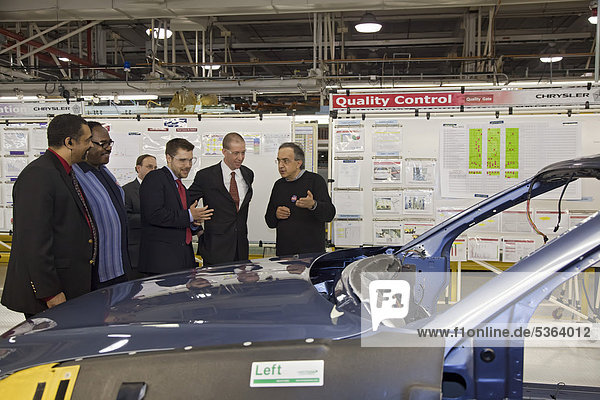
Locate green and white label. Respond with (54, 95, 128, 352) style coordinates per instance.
(250, 360, 324, 387)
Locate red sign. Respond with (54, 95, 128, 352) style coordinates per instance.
(331, 93, 459, 109)
(331, 88, 600, 110)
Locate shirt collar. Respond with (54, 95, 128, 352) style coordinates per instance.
(136, 176, 143, 184)
(286, 169, 306, 182)
(166, 166, 179, 181)
(77, 161, 101, 173)
(220, 159, 239, 175)
(47, 148, 71, 174)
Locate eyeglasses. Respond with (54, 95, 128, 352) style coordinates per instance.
(91, 139, 114, 149)
(225, 149, 246, 157)
(276, 158, 296, 165)
(173, 156, 198, 166)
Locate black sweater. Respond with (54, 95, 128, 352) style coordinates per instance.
(265, 171, 336, 256)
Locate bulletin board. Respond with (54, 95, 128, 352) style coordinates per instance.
(0, 116, 295, 242)
(99, 115, 292, 244)
(329, 113, 599, 259)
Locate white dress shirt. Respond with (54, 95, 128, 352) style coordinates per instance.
(220, 160, 248, 206)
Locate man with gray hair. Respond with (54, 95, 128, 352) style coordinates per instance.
(265, 142, 335, 256)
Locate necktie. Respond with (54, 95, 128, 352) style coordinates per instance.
(176, 179, 192, 244)
(229, 171, 240, 212)
(71, 172, 98, 264)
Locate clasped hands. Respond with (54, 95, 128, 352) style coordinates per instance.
(190, 200, 214, 226)
(276, 190, 315, 220)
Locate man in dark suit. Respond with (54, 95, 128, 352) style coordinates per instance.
(138, 139, 213, 275)
(188, 132, 254, 266)
(123, 154, 156, 276)
(1, 114, 96, 317)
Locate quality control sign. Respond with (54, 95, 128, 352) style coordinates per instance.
(332, 93, 458, 109)
(331, 88, 600, 110)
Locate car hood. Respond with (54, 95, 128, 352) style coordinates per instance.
(0, 255, 365, 376)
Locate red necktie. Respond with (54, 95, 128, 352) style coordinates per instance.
(229, 171, 240, 212)
(176, 179, 192, 244)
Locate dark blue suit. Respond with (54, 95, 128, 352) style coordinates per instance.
(138, 167, 196, 274)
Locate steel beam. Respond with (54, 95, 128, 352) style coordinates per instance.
(17, 20, 102, 61)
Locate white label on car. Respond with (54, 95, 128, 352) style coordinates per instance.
(250, 360, 324, 387)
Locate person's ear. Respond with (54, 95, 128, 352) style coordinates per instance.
(65, 137, 73, 148)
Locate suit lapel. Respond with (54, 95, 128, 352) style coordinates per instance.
(214, 163, 235, 205)
(162, 166, 184, 209)
(46, 153, 88, 219)
(239, 166, 253, 210)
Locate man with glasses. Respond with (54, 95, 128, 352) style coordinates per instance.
(265, 142, 335, 256)
(123, 154, 157, 277)
(73, 121, 129, 287)
(188, 132, 254, 266)
(139, 138, 214, 274)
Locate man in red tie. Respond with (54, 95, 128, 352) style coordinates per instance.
(1, 114, 96, 318)
(188, 132, 254, 266)
(138, 138, 213, 275)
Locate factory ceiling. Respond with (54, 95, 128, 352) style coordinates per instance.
(0, 1, 597, 111)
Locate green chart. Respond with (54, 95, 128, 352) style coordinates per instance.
(505, 128, 519, 169)
(469, 128, 483, 169)
(487, 128, 501, 169)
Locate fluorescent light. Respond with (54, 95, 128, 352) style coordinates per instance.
(540, 56, 563, 63)
(355, 13, 382, 33)
(118, 94, 159, 100)
(83, 94, 158, 102)
(58, 57, 71, 62)
(202, 64, 221, 70)
(146, 28, 172, 39)
(0, 96, 39, 101)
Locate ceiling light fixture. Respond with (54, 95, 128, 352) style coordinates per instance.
(146, 28, 173, 40)
(590, 1, 598, 24)
(539, 56, 563, 63)
(355, 12, 382, 33)
(202, 64, 221, 70)
(58, 56, 71, 62)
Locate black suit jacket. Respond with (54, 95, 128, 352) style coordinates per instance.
(188, 162, 253, 266)
(138, 167, 196, 274)
(123, 178, 141, 270)
(1, 151, 96, 315)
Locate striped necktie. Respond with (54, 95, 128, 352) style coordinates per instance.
(71, 172, 98, 264)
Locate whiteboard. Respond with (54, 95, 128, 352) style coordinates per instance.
(101, 116, 292, 243)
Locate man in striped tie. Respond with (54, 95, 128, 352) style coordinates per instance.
(139, 138, 213, 275)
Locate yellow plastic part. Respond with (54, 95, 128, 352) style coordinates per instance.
(0, 363, 80, 399)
